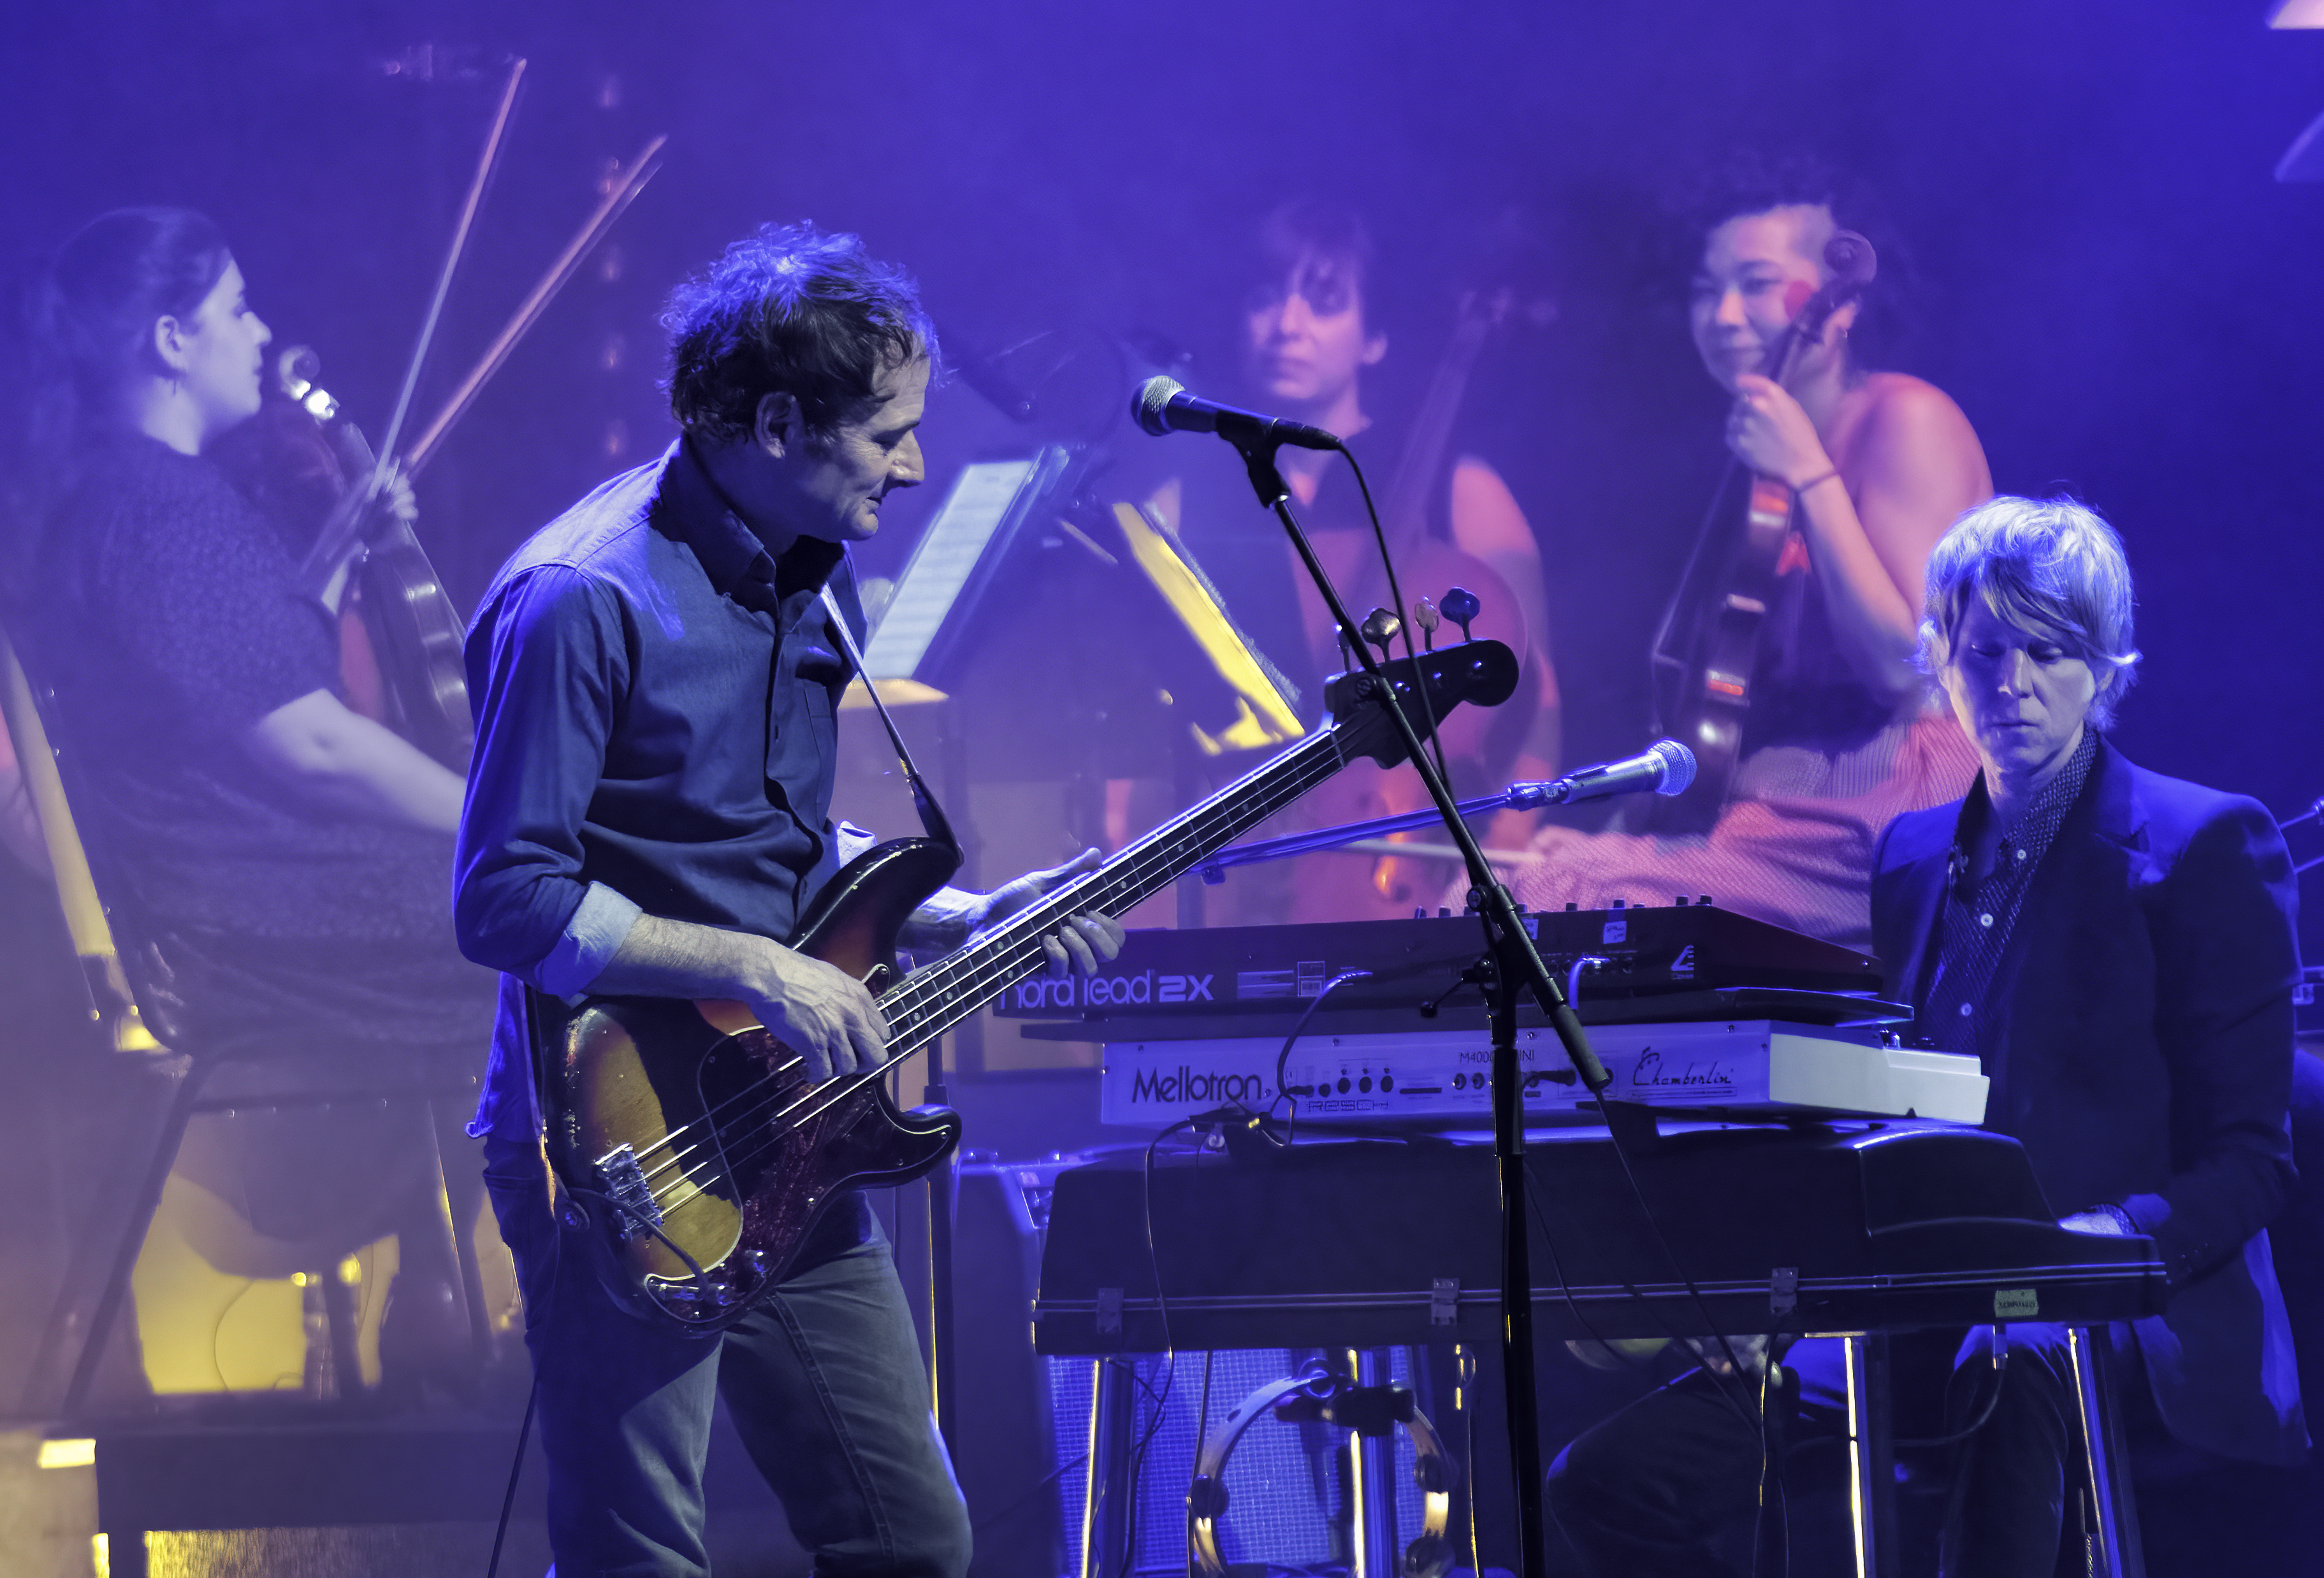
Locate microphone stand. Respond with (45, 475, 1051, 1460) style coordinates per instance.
(1225, 435, 1608, 1578)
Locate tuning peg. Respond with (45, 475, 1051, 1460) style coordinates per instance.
(1359, 606, 1401, 663)
(1441, 587, 1481, 643)
(1413, 597, 1441, 652)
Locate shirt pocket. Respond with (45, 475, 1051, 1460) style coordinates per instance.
(766, 620, 843, 788)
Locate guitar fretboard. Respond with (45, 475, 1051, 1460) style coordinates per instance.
(875, 724, 1351, 1064)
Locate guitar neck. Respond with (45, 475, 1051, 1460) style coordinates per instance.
(872, 726, 1350, 1063)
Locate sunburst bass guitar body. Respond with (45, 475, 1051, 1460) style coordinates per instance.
(549, 838, 962, 1332)
(548, 639, 1520, 1335)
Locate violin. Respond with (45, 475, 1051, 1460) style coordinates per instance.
(209, 60, 667, 775)
(211, 346, 473, 770)
(1639, 230, 1877, 833)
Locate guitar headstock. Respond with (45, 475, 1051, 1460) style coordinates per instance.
(1322, 639, 1519, 767)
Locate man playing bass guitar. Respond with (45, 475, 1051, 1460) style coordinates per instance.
(1504, 156, 1990, 951)
(453, 223, 1122, 1578)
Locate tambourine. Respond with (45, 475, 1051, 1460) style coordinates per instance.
(1186, 1366, 1453, 1578)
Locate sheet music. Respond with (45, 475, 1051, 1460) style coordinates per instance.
(860, 458, 1036, 680)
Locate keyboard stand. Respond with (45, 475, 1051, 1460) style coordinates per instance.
(1839, 1326, 2145, 1578)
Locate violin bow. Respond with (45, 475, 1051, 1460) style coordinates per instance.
(401, 131, 671, 479)
(373, 57, 528, 484)
(296, 55, 527, 592)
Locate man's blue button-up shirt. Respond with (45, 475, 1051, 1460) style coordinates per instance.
(454, 439, 864, 1140)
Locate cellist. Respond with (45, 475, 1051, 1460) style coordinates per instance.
(1162, 198, 1561, 921)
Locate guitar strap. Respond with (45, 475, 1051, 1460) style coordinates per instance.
(820, 562, 961, 857)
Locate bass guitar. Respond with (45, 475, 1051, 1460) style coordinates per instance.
(1640, 230, 1876, 831)
(548, 638, 1518, 1334)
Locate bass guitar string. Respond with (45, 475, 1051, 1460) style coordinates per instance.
(623, 718, 1351, 1187)
(627, 640, 1488, 1212)
(626, 729, 1350, 1205)
(832, 646, 1474, 1038)
(626, 726, 1356, 1208)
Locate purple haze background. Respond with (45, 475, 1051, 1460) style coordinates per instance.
(5, 0, 2322, 958)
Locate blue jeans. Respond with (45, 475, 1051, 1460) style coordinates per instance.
(484, 1136, 972, 1578)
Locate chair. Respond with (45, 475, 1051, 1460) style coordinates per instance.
(0, 627, 493, 1420)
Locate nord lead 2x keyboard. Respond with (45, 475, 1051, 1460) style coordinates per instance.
(996, 905, 1885, 1029)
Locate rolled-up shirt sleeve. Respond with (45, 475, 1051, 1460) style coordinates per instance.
(454, 563, 634, 988)
(535, 880, 643, 995)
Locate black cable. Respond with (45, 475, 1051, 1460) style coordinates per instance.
(1270, 969, 1376, 1140)
(1186, 1348, 1217, 1578)
(1523, 1174, 1656, 1381)
(1337, 447, 1451, 789)
(1083, 1228, 1189, 1575)
(1896, 1346, 2010, 1449)
(1524, 1171, 1761, 1436)
(1584, 1088, 1768, 1433)
(1107, 1118, 1196, 1578)
(973, 1446, 1091, 1534)
(1750, 1345, 1790, 1578)
(484, 1371, 539, 1578)
(208, 1277, 260, 1392)
(1339, 429, 1766, 1487)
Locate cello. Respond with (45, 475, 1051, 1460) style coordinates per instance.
(1274, 279, 1560, 921)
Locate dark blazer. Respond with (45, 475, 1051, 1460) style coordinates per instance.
(1872, 738, 2306, 1465)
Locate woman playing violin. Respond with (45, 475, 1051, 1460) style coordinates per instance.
(4, 207, 496, 1388)
(1502, 156, 1991, 951)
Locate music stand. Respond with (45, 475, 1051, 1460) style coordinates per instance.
(861, 450, 1070, 691)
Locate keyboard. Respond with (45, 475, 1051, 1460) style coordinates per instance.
(1096, 1019, 1987, 1129)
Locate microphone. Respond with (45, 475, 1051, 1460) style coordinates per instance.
(1532, 740, 1697, 806)
(1131, 376, 1342, 451)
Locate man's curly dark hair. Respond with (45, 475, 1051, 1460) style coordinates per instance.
(662, 222, 938, 448)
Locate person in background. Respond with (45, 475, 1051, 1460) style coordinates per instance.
(1164, 198, 1560, 922)
(1499, 155, 1990, 952)
(3, 207, 496, 1391)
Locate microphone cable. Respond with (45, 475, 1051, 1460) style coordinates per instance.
(1337, 446, 1453, 790)
(1341, 439, 1777, 1554)
(1084, 1114, 1197, 1578)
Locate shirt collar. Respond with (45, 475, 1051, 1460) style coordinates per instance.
(1950, 725, 2100, 877)
(655, 437, 843, 605)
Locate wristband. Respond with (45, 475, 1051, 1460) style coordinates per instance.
(1792, 469, 1841, 497)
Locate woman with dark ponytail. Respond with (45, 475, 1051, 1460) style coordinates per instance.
(7, 209, 496, 1394)
(8, 210, 236, 530)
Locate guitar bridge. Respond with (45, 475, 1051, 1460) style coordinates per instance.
(595, 1143, 665, 1241)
